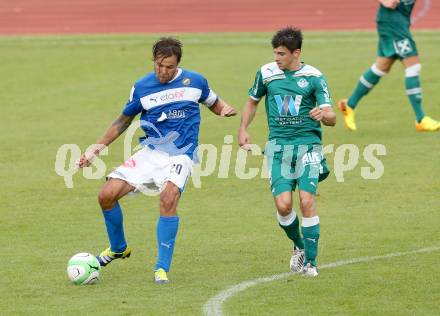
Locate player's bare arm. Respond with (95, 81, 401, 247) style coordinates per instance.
(208, 98, 237, 117)
(77, 114, 135, 168)
(378, 0, 400, 9)
(309, 107, 336, 126)
(238, 97, 259, 149)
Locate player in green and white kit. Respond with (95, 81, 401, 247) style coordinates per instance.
(238, 27, 336, 277)
(339, 0, 440, 132)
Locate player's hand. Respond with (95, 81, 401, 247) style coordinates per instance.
(75, 144, 105, 168)
(221, 104, 237, 117)
(238, 128, 253, 151)
(76, 154, 90, 168)
(309, 107, 323, 121)
(76, 152, 96, 168)
(381, 0, 400, 9)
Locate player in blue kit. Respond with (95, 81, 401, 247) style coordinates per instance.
(76, 37, 236, 284)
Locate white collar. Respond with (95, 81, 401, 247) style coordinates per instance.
(168, 68, 182, 83)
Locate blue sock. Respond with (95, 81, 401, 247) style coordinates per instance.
(102, 202, 127, 253)
(154, 216, 179, 272)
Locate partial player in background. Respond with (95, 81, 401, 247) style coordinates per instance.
(338, 0, 440, 132)
(76, 37, 236, 284)
(238, 27, 336, 277)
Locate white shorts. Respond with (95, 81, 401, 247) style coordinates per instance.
(107, 147, 193, 195)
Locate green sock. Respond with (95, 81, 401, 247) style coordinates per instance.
(405, 75, 425, 123)
(302, 216, 320, 266)
(277, 211, 304, 249)
(348, 65, 384, 109)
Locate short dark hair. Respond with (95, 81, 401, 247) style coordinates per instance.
(152, 37, 183, 63)
(271, 27, 303, 52)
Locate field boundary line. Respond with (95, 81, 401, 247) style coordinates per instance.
(203, 245, 440, 316)
(3, 33, 440, 47)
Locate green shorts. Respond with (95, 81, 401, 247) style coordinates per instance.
(266, 144, 330, 196)
(377, 22, 418, 59)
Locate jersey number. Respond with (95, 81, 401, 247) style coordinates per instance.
(172, 163, 183, 175)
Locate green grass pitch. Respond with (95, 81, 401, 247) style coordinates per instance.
(1, 31, 439, 315)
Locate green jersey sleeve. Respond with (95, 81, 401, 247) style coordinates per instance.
(313, 75, 332, 107)
(248, 70, 267, 101)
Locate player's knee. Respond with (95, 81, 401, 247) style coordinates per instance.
(372, 63, 389, 76)
(405, 63, 421, 77)
(160, 197, 174, 214)
(276, 200, 292, 216)
(299, 194, 315, 214)
(277, 208, 291, 217)
(160, 198, 177, 216)
(98, 189, 117, 210)
(159, 184, 180, 215)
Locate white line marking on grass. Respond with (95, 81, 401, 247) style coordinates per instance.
(203, 246, 440, 316)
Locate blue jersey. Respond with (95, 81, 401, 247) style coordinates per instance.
(123, 68, 218, 159)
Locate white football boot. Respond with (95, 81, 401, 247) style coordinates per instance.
(289, 247, 305, 273)
(303, 263, 319, 277)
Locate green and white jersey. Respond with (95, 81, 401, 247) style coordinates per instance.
(249, 62, 332, 146)
(377, 0, 415, 26)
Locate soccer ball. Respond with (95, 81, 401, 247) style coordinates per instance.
(67, 253, 101, 285)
